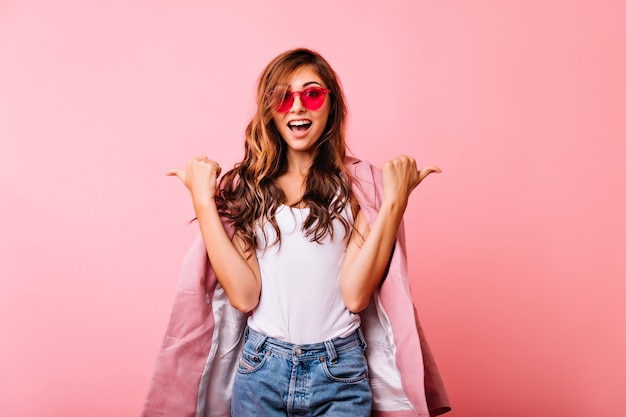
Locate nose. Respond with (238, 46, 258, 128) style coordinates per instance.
(289, 93, 305, 112)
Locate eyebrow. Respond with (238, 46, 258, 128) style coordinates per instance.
(273, 81, 324, 91)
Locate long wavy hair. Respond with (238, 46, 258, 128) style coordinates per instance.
(216, 48, 358, 251)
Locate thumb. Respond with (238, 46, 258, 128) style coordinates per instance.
(166, 168, 185, 182)
(417, 165, 442, 184)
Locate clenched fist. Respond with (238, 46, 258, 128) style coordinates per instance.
(166, 156, 222, 208)
(381, 155, 441, 209)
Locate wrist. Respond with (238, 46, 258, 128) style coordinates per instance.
(380, 197, 408, 215)
(193, 195, 218, 212)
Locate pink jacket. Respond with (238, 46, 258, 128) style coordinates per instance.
(141, 157, 451, 417)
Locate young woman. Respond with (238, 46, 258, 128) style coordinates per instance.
(143, 48, 450, 417)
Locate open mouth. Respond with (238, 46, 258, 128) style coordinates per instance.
(288, 120, 312, 132)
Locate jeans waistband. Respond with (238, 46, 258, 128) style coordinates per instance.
(245, 327, 366, 364)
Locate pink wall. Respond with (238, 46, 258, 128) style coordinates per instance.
(1, 1, 624, 416)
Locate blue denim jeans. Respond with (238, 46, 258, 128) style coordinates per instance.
(231, 327, 372, 417)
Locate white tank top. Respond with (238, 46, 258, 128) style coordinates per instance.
(247, 204, 361, 344)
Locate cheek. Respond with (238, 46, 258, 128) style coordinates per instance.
(318, 111, 331, 131)
(321, 103, 332, 125)
(271, 117, 288, 135)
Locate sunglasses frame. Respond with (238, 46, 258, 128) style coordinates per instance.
(269, 86, 332, 113)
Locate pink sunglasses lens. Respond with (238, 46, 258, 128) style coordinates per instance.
(277, 93, 294, 112)
(300, 88, 326, 110)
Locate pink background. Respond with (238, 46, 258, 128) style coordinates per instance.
(1, 1, 624, 416)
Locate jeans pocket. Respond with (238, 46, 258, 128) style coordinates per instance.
(322, 346, 368, 383)
(237, 345, 270, 374)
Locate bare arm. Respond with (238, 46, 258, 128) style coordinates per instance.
(167, 156, 261, 313)
(340, 155, 440, 313)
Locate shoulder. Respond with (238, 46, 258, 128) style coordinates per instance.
(344, 156, 382, 184)
(345, 156, 384, 215)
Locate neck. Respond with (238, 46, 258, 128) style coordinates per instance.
(285, 150, 315, 177)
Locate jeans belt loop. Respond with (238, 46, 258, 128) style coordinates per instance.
(252, 332, 267, 353)
(357, 327, 367, 350)
(324, 339, 338, 364)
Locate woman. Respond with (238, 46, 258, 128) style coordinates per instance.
(144, 48, 450, 417)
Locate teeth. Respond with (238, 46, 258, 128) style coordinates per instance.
(289, 120, 311, 127)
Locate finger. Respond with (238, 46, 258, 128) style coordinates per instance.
(165, 168, 185, 181)
(387, 155, 413, 165)
(417, 165, 442, 183)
